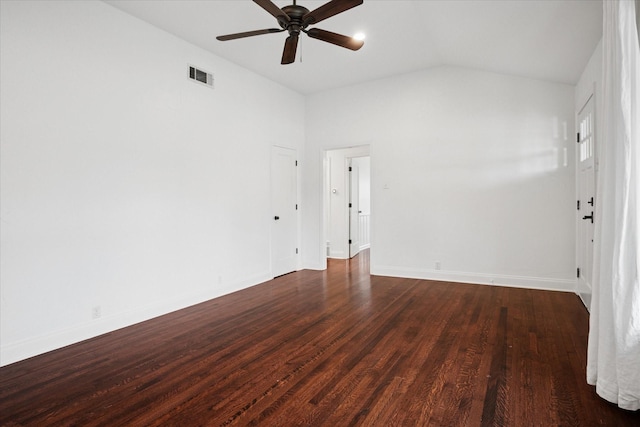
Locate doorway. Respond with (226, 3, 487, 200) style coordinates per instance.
(324, 146, 370, 262)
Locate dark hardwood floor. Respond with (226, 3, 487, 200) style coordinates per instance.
(1, 250, 638, 426)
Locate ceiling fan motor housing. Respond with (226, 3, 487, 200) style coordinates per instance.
(279, 5, 310, 35)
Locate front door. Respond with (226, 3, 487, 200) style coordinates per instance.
(577, 95, 596, 307)
(271, 146, 298, 277)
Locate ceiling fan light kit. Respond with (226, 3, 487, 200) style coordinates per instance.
(216, 0, 364, 64)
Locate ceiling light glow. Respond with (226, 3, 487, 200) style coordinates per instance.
(354, 32, 366, 41)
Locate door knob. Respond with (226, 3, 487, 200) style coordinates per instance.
(274, 216, 280, 220)
(582, 212, 594, 223)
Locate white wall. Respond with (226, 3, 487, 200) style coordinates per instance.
(0, 0, 304, 366)
(576, 40, 603, 113)
(303, 66, 576, 290)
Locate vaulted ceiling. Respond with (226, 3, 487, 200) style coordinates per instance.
(103, 0, 603, 94)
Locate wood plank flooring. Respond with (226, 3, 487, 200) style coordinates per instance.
(1, 250, 638, 426)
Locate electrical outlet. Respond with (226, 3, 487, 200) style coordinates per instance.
(92, 306, 101, 319)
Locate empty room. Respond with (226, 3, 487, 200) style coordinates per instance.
(1, 0, 639, 425)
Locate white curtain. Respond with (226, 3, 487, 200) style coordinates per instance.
(587, 0, 640, 411)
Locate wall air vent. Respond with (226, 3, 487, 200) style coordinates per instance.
(188, 65, 213, 88)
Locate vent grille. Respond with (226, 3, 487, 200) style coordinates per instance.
(188, 65, 213, 88)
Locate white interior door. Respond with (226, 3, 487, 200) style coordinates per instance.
(349, 162, 360, 258)
(271, 146, 297, 277)
(577, 95, 596, 306)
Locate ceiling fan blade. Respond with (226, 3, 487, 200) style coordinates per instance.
(281, 34, 299, 64)
(303, 0, 363, 25)
(217, 28, 284, 41)
(253, 0, 290, 24)
(306, 28, 364, 51)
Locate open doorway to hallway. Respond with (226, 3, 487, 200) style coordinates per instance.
(324, 146, 370, 264)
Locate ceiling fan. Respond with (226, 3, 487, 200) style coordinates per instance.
(216, 0, 364, 65)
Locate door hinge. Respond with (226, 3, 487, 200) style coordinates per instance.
(295, 160, 298, 166)
(349, 239, 352, 244)
(577, 267, 581, 278)
(349, 202, 352, 208)
(577, 200, 580, 210)
(296, 248, 298, 254)
(576, 132, 580, 143)
(295, 204, 298, 210)
(348, 166, 352, 172)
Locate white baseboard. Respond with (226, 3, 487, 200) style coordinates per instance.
(578, 292, 592, 312)
(575, 282, 592, 312)
(329, 250, 348, 259)
(0, 271, 271, 367)
(370, 265, 576, 293)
